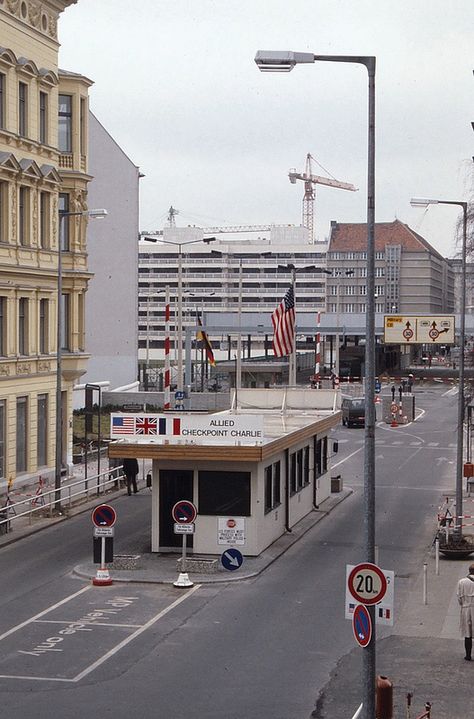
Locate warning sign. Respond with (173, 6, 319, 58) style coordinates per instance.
(218, 517, 245, 545)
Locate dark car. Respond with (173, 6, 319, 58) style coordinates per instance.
(341, 397, 366, 428)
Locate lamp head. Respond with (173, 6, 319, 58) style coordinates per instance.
(254, 50, 314, 72)
(410, 198, 438, 208)
(203, 236, 217, 244)
(86, 208, 108, 219)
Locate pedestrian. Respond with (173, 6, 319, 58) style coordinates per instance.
(457, 563, 474, 660)
(122, 457, 139, 496)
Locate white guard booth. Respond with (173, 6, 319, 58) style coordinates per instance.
(108, 388, 341, 557)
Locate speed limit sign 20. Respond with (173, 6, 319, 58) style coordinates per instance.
(348, 563, 387, 605)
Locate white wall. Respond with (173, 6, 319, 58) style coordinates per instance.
(81, 112, 140, 401)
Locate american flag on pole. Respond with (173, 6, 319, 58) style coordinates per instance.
(272, 285, 295, 357)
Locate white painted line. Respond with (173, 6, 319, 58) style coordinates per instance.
(0, 674, 73, 682)
(332, 446, 363, 469)
(0, 585, 91, 643)
(73, 584, 201, 682)
(34, 620, 143, 629)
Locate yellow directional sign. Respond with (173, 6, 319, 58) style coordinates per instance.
(384, 315, 455, 344)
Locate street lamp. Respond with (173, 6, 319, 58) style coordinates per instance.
(56, 208, 107, 510)
(256, 49, 376, 719)
(411, 197, 468, 539)
(142, 236, 216, 401)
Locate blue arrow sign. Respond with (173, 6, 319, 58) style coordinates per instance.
(221, 548, 244, 571)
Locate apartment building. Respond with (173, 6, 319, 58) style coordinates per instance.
(138, 225, 328, 370)
(326, 220, 455, 314)
(0, 0, 91, 487)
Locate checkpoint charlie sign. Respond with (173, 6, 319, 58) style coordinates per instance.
(110, 413, 264, 445)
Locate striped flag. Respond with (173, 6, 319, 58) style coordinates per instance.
(272, 285, 295, 357)
(197, 314, 216, 366)
(112, 416, 135, 435)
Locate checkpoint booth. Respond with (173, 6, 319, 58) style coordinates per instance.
(108, 388, 341, 557)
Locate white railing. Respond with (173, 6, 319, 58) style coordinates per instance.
(0, 466, 124, 534)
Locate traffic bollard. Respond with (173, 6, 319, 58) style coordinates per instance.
(376, 675, 393, 719)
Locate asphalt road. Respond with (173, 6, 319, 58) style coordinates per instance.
(0, 385, 459, 718)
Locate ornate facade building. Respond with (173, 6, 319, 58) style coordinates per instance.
(0, 0, 91, 487)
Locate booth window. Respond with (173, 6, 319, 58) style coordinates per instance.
(290, 447, 310, 494)
(198, 470, 250, 516)
(290, 452, 297, 495)
(264, 461, 281, 514)
(315, 437, 328, 478)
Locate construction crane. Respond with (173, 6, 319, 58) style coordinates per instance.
(289, 153, 357, 242)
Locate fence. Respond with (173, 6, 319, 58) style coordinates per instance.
(0, 465, 123, 534)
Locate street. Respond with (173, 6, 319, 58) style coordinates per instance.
(0, 384, 461, 718)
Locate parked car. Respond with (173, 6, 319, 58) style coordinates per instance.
(341, 397, 366, 428)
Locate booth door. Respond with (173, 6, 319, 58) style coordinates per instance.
(159, 469, 194, 549)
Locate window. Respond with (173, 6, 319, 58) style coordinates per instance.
(303, 446, 310, 486)
(359, 285, 367, 295)
(345, 303, 356, 313)
(60, 293, 70, 351)
(16, 396, 27, 473)
(290, 452, 297, 494)
(375, 251, 384, 260)
(330, 285, 338, 296)
(78, 293, 85, 351)
(0, 400, 4, 478)
(375, 267, 385, 278)
(264, 461, 281, 513)
(59, 193, 70, 250)
(0, 181, 6, 243)
(80, 97, 86, 155)
(39, 192, 49, 248)
(18, 82, 27, 136)
(37, 394, 48, 467)
(359, 267, 367, 278)
(315, 437, 328, 478)
(198, 470, 250, 516)
(58, 94, 72, 152)
(0, 73, 5, 129)
(375, 285, 384, 296)
(39, 298, 48, 354)
(345, 285, 356, 296)
(18, 186, 29, 246)
(18, 298, 28, 355)
(0, 297, 6, 356)
(39, 91, 48, 144)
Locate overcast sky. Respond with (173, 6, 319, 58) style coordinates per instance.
(58, 0, 473, 257)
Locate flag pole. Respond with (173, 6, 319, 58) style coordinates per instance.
(290, 268, 296, 386)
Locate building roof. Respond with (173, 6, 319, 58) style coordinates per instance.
(328, 219, 446, 260)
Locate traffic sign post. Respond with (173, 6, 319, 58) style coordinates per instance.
(173, 500, 197, 588)
(91, 504, 116, 586)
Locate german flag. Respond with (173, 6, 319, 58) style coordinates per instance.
(197, 314, 216, 366)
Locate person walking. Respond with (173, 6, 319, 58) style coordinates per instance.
(457, 563, 474, 660)
(122, 458, 139, 496)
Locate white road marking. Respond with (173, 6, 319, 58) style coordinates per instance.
(73, 584, 201, 682)
(0, 585, 91, 643)
(332, 446, 364, 469)
(34, 619, 143, 629)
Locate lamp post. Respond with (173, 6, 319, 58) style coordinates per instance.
(256, 49, 376, 719)
(411, 197, 468, 539)
(142, 236, 216, 402)
(56, 208, 107, 510)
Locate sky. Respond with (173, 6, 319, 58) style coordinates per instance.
(58, 0, 473, 258)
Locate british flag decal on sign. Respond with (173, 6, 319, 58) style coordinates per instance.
(135, 417, 157, 435)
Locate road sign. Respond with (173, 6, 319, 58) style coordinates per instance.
(172, 500, 197, 524)
(174, 523, 195, 534)
(390, 402, 398, 414)
(347, 563, 387, 605)
(384, 315, 455, 344)
(345, 566, 394, 626)
(221, 548, 244, 571)
(92, 504, 117, 528)
(94, 526, 114, 537)
(352, 604, 372, 647)
(174, 391, 185, 400)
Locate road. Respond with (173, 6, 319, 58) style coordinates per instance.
(0, 385, 460, 718)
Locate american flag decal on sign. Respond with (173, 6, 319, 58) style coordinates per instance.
(112, 416, 135, 434)
(135, 417, 158, 435)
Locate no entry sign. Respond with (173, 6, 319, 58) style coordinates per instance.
(92, 504, 117, 528)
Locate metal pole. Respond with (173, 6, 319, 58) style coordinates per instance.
(363, 57, 377, 719)
(177, 246, 184, 396)
(335, 274, 340, 376)
(291, 268, 297, 385)
(236, 259, 243, 391)
(55, 213, 64, 512)
(455, 203, 467, 538)
(97, 387, 101, 495)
